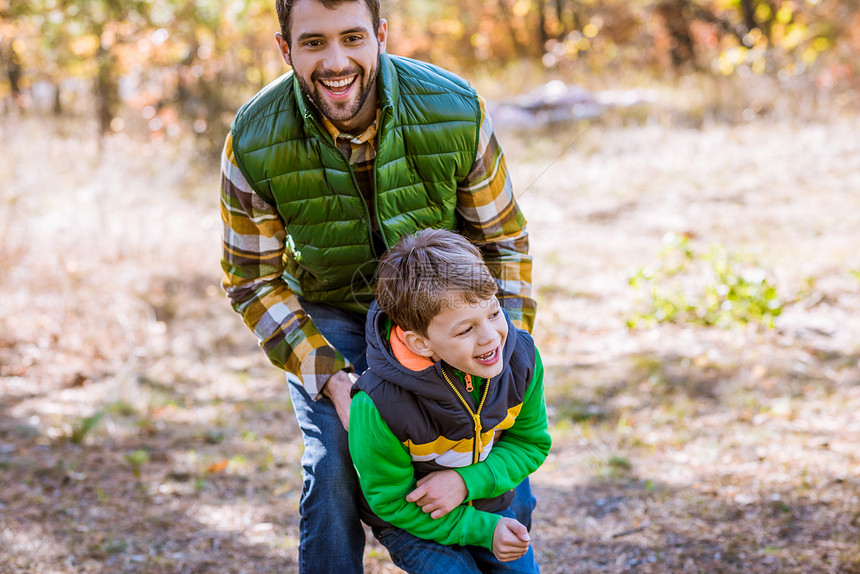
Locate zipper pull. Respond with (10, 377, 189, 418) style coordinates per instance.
(464, 373, 473, 392)
(473, 414, 483, 453)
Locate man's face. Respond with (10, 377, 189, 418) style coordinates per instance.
(276, 0, 387, 133)
(417, 294, 509, 380)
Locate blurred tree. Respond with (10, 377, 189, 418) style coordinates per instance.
(0, 1, 31, 109)
(69, 0, 150, 134)
(656, 0, 697, 69)
(1, 38, 23, 102)
(0, 0, 856, 145)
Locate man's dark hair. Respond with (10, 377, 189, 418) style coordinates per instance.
(276, 0, 382, 46)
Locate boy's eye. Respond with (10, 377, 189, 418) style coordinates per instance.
(489, 311, 500, 319)
(456, 326, 473, 337)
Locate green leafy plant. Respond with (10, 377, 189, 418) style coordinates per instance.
(125, 450, 150, 479)
(598, 455, 634, 480)
(628, 232, 783, 329)
(69, 412, 104, 444)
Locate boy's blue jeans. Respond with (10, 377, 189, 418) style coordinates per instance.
(287, 299, 539, 574)
(372, 479, 540, 574)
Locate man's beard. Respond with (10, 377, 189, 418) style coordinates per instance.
(296, 51, 381, 129)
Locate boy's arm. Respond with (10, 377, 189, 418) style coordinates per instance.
(349, 390, 501, 550)
(456, 347, 552, 501)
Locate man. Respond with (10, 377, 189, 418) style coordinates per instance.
(220, 0, 536, 571)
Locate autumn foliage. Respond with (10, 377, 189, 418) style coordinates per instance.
(1, 0, 859, 148)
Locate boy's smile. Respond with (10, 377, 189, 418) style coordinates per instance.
(406, 293, 509, 380)
(474, 347, 500, 366)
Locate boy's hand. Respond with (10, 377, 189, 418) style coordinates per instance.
(492, 517, 530, 562)
(405, 470, 467, 519)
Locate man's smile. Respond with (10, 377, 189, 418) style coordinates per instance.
(319, 75, 358, 95)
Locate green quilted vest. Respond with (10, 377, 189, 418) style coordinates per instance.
(230, 54, 481, 313)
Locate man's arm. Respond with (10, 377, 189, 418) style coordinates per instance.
(455, 347, 551, 501)
(457, 96, 536, 333)
(220, 132, 351, 399)
(349, 391, 502, 550)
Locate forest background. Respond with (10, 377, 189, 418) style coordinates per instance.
(1, 0, 860, 572)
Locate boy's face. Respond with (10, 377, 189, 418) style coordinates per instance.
(408, 293, 509, 380)
(275, 0, 387, 133)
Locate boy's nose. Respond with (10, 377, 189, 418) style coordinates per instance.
(476, 323, 496, 345)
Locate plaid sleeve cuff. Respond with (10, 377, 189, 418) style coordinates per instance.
(268, 309, 354, 398)
(294, 334, 354, 399)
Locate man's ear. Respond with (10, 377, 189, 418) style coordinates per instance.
(275, 32, 291, 67)
(376, 19, 388, 53)
(402, 330, 435, 358)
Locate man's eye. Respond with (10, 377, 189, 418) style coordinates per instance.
(344, 35, 363, 43)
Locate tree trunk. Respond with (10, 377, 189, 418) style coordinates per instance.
(739, 0, 757, 32)
(96, 42, 118, 137)
(656, 0, 697, 69)
(53, 80, 62, 116)
(536, 0, 549, 53)
(496, 0, 530, 59)
(554, 0, 566, 37)
(3, 39, 23, 101)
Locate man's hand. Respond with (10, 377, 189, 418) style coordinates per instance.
(323, 370, 357, 431)
(492, 517, 530, 562)
(405, 470, 468, 519)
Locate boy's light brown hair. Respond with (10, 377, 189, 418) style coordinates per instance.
(376, 229, 498, 336)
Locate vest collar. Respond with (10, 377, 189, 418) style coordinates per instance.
(378, 52, 398, 114)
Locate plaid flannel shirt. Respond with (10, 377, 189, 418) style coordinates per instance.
(220, 96, 535, 397)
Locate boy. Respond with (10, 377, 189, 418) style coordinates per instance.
(348, 229, 551, 573)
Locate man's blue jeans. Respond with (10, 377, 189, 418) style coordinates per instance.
(288, 300, 369, 574)
(287, 299, 539, 573)
(372, 480, 540, 574)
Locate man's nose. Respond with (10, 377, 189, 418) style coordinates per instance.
(323, 44, 350, 72)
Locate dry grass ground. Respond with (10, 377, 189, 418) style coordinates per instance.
(1, 108, 859, 573)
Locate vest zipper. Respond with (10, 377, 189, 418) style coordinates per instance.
(440, 367, 490, 465)
(346, 166, 380, 258)
(372, 107, 394, 249)
(314, 119, 380, 259)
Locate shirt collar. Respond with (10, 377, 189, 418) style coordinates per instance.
(320, 109, 381, 145)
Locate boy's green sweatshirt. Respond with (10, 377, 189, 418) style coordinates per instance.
(348, 306, 550, 550)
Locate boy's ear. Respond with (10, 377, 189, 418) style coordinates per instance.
(401, 331, 435, 358)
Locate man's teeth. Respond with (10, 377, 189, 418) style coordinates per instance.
(322, 77, 354, 89)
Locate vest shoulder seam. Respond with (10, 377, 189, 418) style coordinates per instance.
(390, 56, 476, 99)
